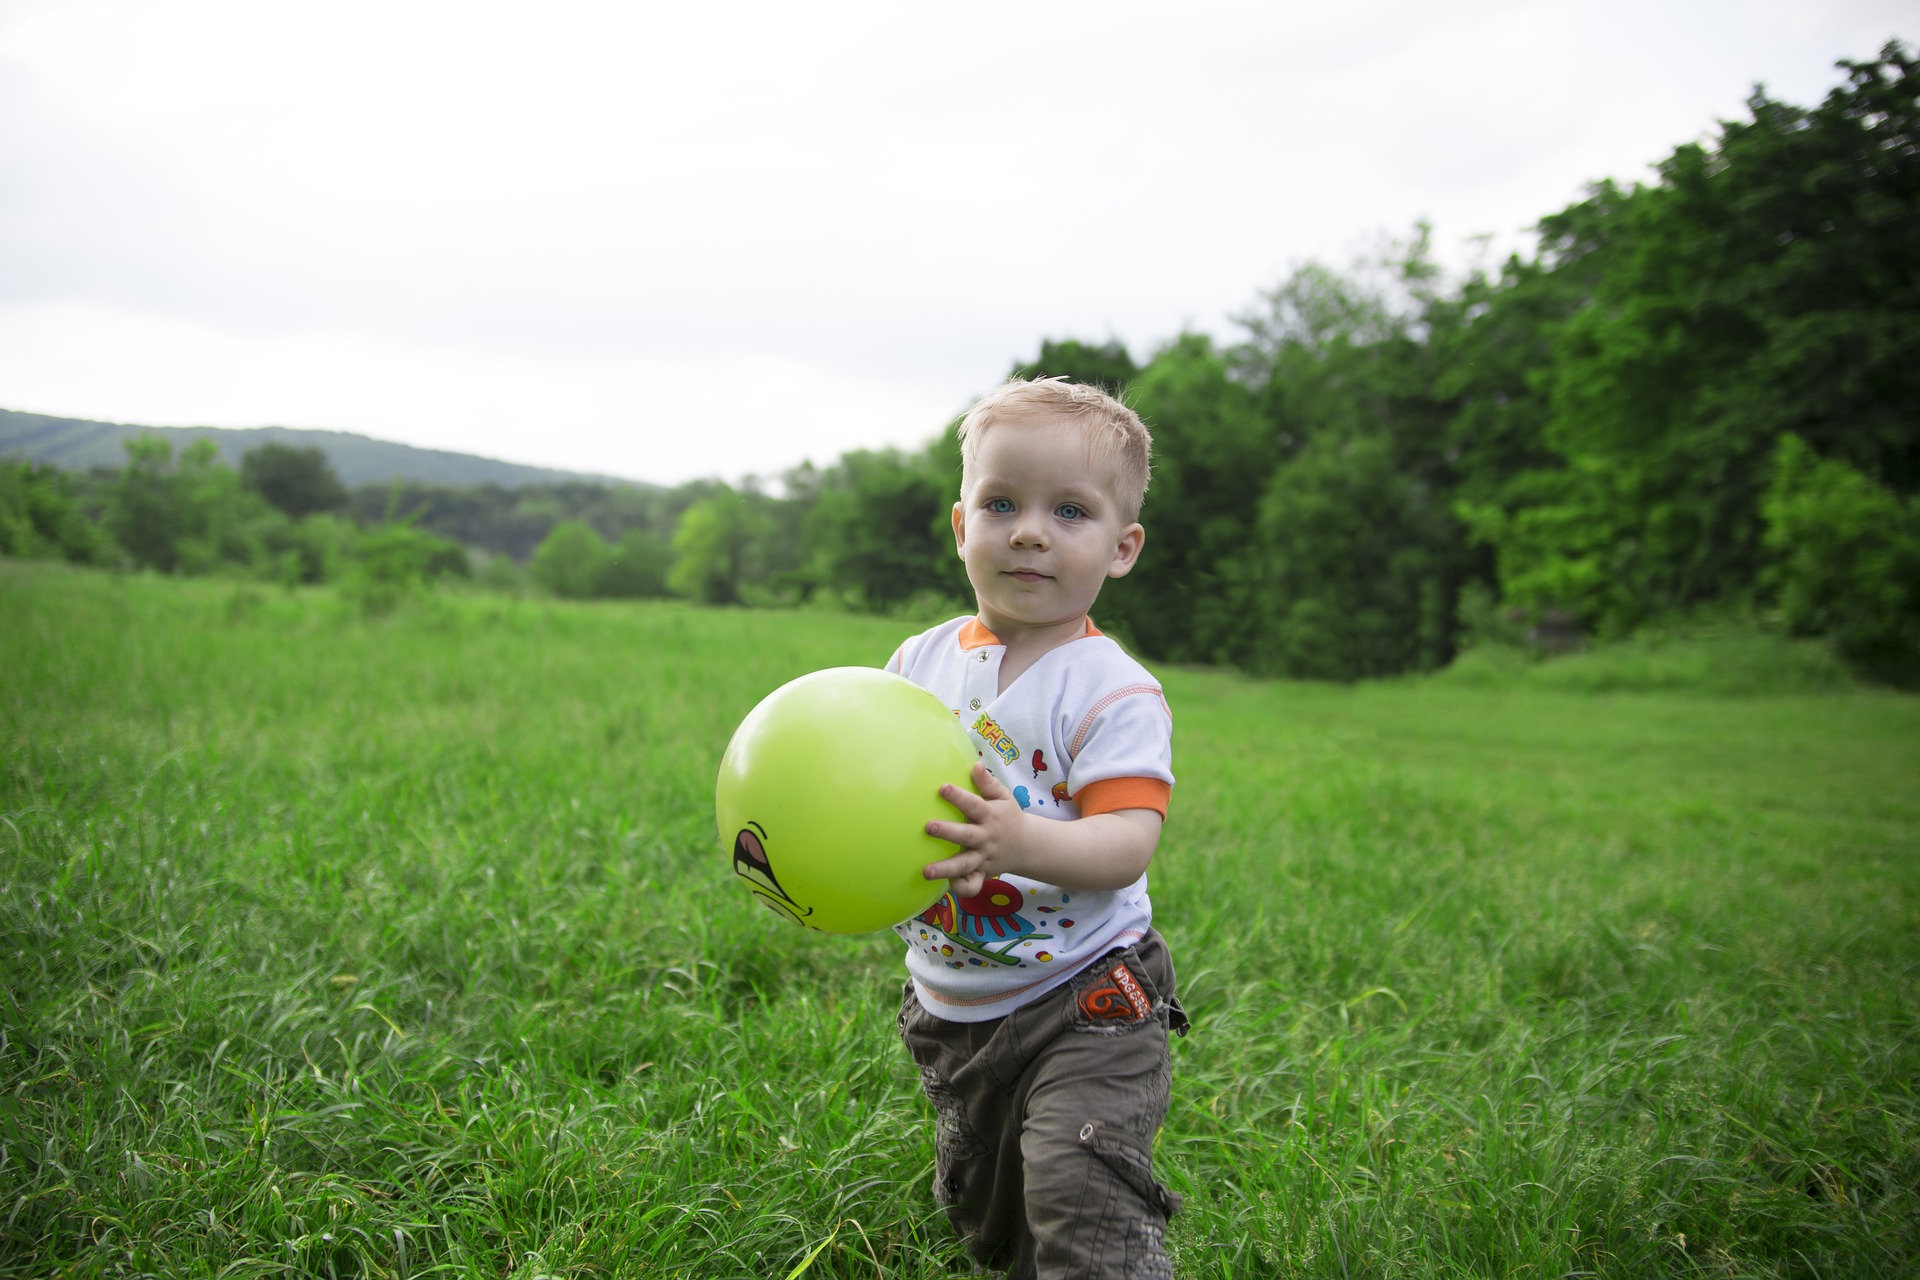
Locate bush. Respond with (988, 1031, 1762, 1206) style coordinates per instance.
(1763, 434, 1920, 686)
(257, 513, 357, 585)
(529, 521, 612, 599)
(476, 551, 525, 593)
(341, 521, 470, 616)
(0, 462, 117, 565)
(241, 443, 348, 518)
(599, 527, 672, 598)
(105, 437, 279, 575)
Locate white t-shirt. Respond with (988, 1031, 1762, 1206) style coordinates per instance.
(886, 615, 1174, 1022)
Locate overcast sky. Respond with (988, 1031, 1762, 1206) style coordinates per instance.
(1, 1, 1910, 485)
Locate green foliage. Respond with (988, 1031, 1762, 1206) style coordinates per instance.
(529, 519, 613, 599)
(260, 510, 358, 586)
(104, 436, 186, 572)
(1763, 433, 1920, 685)
(1216, 231, 1466, 678)
(350, 479, 680, 563)
(77, 439, 468, 604)
(599, 526, 673, 599)
(104, 437, 287, 575)
(1472, 43, 1920, 634)
(340, 517, 470, 616)
(476, 548, 525, 592)
(1011, 337, 1140, 394)
(668, 487, 773, 605)
(1102, 334, 1269, 666)
(524, 520, 674, 601)
(0, 460, 117, 564)
(1256, 433, 1455, 679)
(241, 442, 348, 518)
(1457, 462, 1641, 633)
(1452, 580, 1530, 652)
(801, 447, 964, 612)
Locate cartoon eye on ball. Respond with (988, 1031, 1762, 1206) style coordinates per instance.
(731, 822, 815, 927)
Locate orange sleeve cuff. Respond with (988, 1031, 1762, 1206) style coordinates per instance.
(1075, 777, 1172, 819)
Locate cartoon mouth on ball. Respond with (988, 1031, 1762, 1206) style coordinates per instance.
(731, 822, 815, 927)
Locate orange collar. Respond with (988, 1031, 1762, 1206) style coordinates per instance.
(957, 616, 1102, 650)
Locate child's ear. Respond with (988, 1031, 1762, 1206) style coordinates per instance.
(1107, 523, 1146, 579)
(950, 502, 967, 556)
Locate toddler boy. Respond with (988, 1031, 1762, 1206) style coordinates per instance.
(886, 377, 1185, 1279)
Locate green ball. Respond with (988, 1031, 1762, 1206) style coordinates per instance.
(717, 667, 977, 934)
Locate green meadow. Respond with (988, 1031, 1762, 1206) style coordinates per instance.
(3, 563, 1916, 1278)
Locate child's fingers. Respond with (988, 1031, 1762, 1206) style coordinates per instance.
(950, 871, 985, 898)
(921, 849, 982, 882)
(923, 816, 975, 847)
(937, 782, 991, 822)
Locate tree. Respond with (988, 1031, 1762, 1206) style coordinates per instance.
(803, 448, 963, 610)
(1256, 433, 1456, 679)
(1101, 334, 1271, 666)
(1224, 231, 1468, 675)
(0, 462, 117, 565)
(1012, 339, 1140, 395)
(598, 527, 673, 599)
(106, 437, 185, 571)
(342, 518, 470, 615)
(269, 513, 356, 585)
(342, 480, 676, 562)
(1472, 43, 1920, 632)
(529, 521, 613, 599)
(1428, 246, 1587, 606)
(1763, 433, 1920, 685)
(669, 488, 769, 605)
(105, 437, 279, 575)
(241, 443, 348, 518)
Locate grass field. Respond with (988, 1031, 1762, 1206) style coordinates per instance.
(3, 562, 1917, 1278)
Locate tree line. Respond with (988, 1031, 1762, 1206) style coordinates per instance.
(4, 45, 1915, 682)
(0, 437, 475, 613)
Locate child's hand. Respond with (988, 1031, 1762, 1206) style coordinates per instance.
(922, 762, 1025, 899)
(921, 762, 1163, 897)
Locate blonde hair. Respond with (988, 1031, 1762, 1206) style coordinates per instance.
(956, 377, 1153, 522)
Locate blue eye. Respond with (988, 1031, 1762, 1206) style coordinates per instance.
(986, 498, 1014, 514)
(1057, 503, 1085, 521)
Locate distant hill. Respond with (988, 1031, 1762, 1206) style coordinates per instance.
(0, 408, 649, 490)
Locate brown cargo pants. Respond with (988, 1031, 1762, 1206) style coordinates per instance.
(898, 929, 1189, 1279)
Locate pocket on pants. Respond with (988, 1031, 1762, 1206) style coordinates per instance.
(1077, 1120, 1180, 1218)
(1065, 950, 1164, 1036)
(1077, 1119, 1180, 1277)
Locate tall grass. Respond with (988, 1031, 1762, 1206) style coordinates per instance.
(3, 562, 1916, 1277)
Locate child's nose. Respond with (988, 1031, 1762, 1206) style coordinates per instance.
(1009, 518, 1048, 548)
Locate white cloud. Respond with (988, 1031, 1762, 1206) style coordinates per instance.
(1, 0, 1911, 483)
(0, 300, 962, 482)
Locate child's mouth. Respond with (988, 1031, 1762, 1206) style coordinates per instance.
(1007, 570, 1049, 583)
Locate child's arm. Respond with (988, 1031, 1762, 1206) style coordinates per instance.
(922, 762, 1162, 898)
